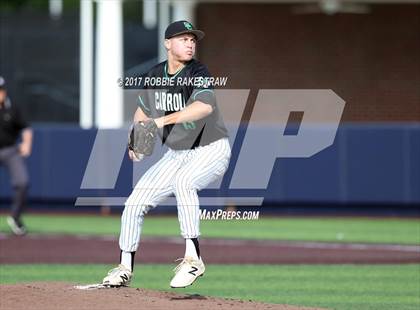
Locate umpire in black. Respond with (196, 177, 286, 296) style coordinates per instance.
(0, 76, 33, 235)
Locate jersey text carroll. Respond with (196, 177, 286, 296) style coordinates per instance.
(155, 92, 186, 112)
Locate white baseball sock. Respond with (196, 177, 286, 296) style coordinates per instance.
(120, 251, 134, 271)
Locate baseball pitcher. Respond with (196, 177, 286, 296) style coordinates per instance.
(102, 20, 231, 288)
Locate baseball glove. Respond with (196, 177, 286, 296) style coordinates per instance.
(128, 119, 158, 159)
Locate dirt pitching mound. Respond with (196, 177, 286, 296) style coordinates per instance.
(0, 282, 326, 310)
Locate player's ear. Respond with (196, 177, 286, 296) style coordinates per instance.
(164, 39, 171, 50)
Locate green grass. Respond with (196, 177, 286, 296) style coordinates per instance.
(1, 214, 419, 244)
(1, 264, 419, 310)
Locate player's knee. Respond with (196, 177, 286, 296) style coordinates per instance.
(12, 174, 29, 188)
(173, 176, 195, 193)
(125, 189, 151, 208)
(122, 203, 151, 219)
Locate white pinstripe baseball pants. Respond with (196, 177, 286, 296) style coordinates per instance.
(119, 138, 231, 252)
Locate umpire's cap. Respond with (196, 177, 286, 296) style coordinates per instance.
(165, 20, 205, 41)
(0, 76, 6, 90)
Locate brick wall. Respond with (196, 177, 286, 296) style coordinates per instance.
(196, 4, 420, 122)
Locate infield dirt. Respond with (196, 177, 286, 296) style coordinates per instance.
(1, 234, 419, 264)
(0, 282, 326, 310)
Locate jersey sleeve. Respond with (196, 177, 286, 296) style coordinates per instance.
(134, 73, 153, 117)
(190, 63, 216, 108)
(137, 91, 152, 117)
(124, 69, 153, 117)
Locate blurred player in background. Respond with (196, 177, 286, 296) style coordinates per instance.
(0, 76, 33, 235)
